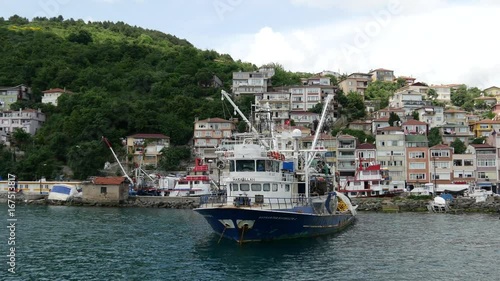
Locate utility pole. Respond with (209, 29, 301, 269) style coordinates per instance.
(433, 155, 437, 197)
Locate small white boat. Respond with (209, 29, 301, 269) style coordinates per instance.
(47, 184, 82, 201)
(427, 196, 450, 213)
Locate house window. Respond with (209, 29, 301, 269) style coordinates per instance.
(477, 159, 496, 167)
(464, 160, 473, 166)
(409, 152, 425, 159)
(409, 163, 425, 169)
(101, 186, 107, 194)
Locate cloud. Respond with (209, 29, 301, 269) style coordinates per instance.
(218, 2, 500, 88)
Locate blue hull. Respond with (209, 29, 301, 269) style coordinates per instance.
(194, 207, 356, 243)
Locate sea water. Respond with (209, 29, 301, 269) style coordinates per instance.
(0, 205, 499, 281)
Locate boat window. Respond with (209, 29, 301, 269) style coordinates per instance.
(285, 184, 290, 192)
(229, 160, 235, 172)
(236, 160, 255, 172)
(240, 183, 250, 191)
(257, 160, 266, 171)
(274, 161, 280, 172)
(231, 183, 238, 191)
(265, 160, 272, 172)
(251, 184, 261, 191)
(272, 184, 278, 192)
(263, 183, 270, 191)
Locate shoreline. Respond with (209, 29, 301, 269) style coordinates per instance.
(1, 193, 500, 213)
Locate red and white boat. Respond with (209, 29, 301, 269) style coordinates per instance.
(162, 158, 216, 197)
(338, 161, 404, 197)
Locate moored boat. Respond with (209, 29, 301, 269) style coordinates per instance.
(338, 161, 404, 198)
(161, 158, 219, 197)
(194, 90, 357, 243)
(47, 184, 82, 201)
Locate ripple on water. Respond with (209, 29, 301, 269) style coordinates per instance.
(0, 206, 499, 281)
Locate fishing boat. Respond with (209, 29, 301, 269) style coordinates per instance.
(194, 90, 357, 243)
(338, 160, 404, 198)
(164, 158, 218, 197)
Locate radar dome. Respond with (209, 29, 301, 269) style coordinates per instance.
(292, 129, 302, 139)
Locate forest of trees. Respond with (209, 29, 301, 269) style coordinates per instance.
(0, 15, 270, 180)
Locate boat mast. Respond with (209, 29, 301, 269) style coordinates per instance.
(102, 136, 134, 185)
(304, 94, 333, 198)
(221, 90, 270, 149)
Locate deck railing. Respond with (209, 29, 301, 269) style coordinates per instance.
(199, 194, 314, 210)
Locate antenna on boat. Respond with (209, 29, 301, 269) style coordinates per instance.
(303, 94, 334, 198)
(221, 90, 270, 149)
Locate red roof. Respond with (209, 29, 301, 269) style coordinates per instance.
(42, 88, 73, 94)
(128, 133, 169, 139)
(470, 144, 495, 149)
(378, 126, 403, 131)
(357, 143, 376, 149)
(92, 177, 127, 185)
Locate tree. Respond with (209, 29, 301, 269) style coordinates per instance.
(450, 138, 466, 154)
(412, 111, 419, 121)
(428, 127, 442, 147)
(308, 102, 322, 114)
(158, 146, 191, 171)
(482, 111, 495, 119)
(427, 88, 438, 101)
(471, 136, 487, 144)
(388, 112, 401, 126)
(332, 128, 375, 144)
(345, 91, 366, 121)
(67, 30, 93, 45)
(364, 81, 400, 108)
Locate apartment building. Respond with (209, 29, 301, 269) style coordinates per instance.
(0, 84, 31, 110)
(441, 123, 474, 146)
(42, 88, 73, 106)
(338, 73, 371, 96)
(369, 68, 394, 82)
(336, 134, 357, 178)
(467, 144, 497, 187)
(429, 84, 462, 104)
(414, 106, 444, 128)
(451, 153, 475, 185)
(429, 144, 454, 185)
(232, 67, 274, 98)
(0, 108, 45, 143)
(402, 119, 428, 135)
(193, 117, 235, 161)
(254, 91, 291, 128)
(444, 109, 467, 125)
(469, 119, 500, 138)
(375, 127, 406, 189)
(126, 133, 170, 168)
(405, 135, 429, 188)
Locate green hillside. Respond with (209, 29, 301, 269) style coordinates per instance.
(0, 15, 261, 180)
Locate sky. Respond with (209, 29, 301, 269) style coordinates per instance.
(1, 0, 499, 88)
